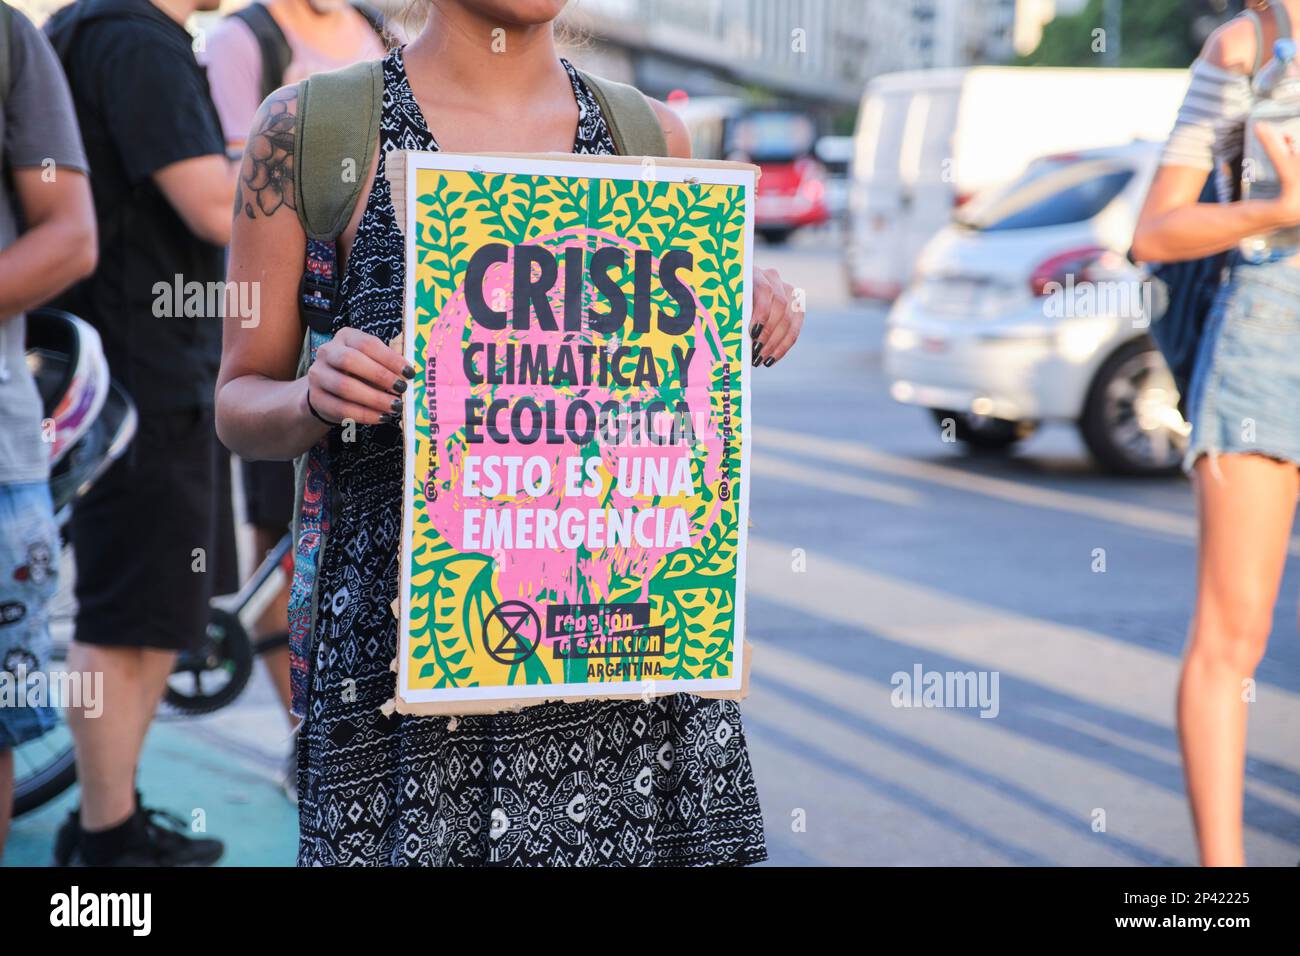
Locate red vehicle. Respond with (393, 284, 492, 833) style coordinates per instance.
(669, 98, 828, 243)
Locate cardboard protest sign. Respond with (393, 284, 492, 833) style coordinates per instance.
(392, 151, 754, 715)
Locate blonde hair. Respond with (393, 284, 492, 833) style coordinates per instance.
(395, 0, 431, 34)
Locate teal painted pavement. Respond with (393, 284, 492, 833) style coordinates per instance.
(4, 705, 299, 868)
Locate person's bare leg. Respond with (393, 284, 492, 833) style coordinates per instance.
(261, 645, 293, 716)
(67, 643, 179, 832)
(252, 526, 293, 718)
(0, 748, 13, 859)
(66, 642, 147, 830)
(134, 648, 180, 755)
(1182, 454, 1299, 866)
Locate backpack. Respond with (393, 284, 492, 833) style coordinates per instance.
(284, 61, 669, 716)
(1147, 2, 1289, 398)
(231, 1, 390, 102)
(1146, 177, 1227, 399)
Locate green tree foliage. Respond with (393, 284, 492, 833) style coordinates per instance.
(1017, 0, 1223, 70)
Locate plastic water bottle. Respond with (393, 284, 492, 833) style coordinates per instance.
(1241, 38, 1300, 260)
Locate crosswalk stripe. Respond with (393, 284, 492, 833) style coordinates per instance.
(745, 535, 1300, 772)
(754, 425, 1300, 555)
(752, 455, 923, 507)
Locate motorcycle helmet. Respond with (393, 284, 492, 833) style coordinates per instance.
(25, 309, 136, 515)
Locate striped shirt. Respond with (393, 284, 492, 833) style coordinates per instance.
(1161, 58, 1253, 201)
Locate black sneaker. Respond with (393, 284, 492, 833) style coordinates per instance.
(52, 810, 81, 866)
(56, 804, 224, 867)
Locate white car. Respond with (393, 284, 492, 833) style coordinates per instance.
(883, 142, 1189, 475)
(846, 67, 1189, 303)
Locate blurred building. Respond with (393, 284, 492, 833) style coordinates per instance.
(559, 0, 871, 108)
(561, 0, 1023, 121)
(894, 0, 1019, 69)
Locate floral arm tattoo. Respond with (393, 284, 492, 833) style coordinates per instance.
(235, 86, 297, 220)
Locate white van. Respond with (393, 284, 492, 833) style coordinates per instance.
(845, 67, 1189, 301)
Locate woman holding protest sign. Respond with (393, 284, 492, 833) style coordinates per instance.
(1132, 0, 1300, 866)
(216, 0, 802, 865)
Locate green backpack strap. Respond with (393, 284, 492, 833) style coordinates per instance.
(292, 58, 385, 242)
(285, 64, 385, 708)
(576, 68, 669, 158)
(0, 2, 13, 107)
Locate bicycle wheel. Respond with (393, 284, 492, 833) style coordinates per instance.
(11, 536, 78, 818)
(160, 533, 289, 717)
(162, 608, 255, 716)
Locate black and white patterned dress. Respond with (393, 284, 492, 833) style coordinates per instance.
(296, 50, 768, 867)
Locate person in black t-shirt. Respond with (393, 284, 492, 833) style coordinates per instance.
(46, 0, 236, 867)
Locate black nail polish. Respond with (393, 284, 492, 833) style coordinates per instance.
(763, 357, 775, 367)
(402, 364, 415, 379)
(391, 397, 402, 412)
(751, 340, 762, 359)
(751, 323, 764, 339)
(752, 355, 761, 367)
(392, 378, 407, 394)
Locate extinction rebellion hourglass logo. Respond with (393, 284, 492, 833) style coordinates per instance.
(482, 601, 542, 665)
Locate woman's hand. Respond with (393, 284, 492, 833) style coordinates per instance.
(1254, 122, 1300, 228)
(304, 327, 413, 426)
(751, 266, 803, 366)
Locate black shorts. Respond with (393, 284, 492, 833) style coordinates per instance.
(240, 457, 295, 537)
(71, 406, 236, 651)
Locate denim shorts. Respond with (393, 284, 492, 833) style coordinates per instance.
(1184, 255, 1300, 472)
(0, 481, 59, 748)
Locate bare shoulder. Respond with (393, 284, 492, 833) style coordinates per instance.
(648, 98, 692, 159)
(236, 85, 299, 221)
(1202, 15, 1258, 73)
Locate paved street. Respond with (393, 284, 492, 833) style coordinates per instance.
(7, 232, 1299, 867)
(744, 233, 1299, 866)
